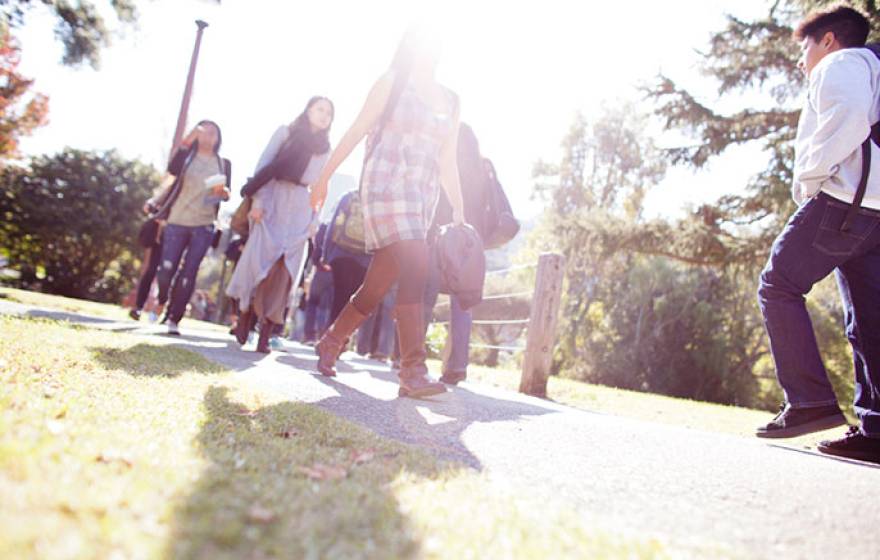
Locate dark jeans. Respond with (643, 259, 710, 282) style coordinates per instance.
(134, 242, 162, 310)
(758, 193, 880, 436)
(304, 268, 333, 341)
(157, 223, 215, 324)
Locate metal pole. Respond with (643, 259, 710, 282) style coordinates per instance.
(170, 19, 209, 158)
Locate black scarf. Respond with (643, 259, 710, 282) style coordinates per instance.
(241, 125, 330, 197)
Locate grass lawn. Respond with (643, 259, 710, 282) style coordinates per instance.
(0, 314, 667, 559)
(0, 286, 227, 333)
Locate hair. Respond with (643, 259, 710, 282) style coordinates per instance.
(289, 96, 334, 143)
(793, 4, 870, 48)
(194, 119, 222, 154)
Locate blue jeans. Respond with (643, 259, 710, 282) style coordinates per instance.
(424, 250, 473, 375)
(157, 223, 215, 324)
(304, 268, 333, 341)
(357, 286, 396, 357)
(758, 193, 880, 436)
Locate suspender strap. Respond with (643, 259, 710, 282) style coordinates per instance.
(841, 137, 871, 232)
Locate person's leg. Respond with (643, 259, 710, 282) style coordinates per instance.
(838, 249, 880, 435)
(756, 194, 876, 437)
(817, 249, 880, 462)
(391, 239, 445, 398)
(155, 225, 189, 308)
(441, 294, 473, 384)
(374, 287, 397, 358)
(316, 248, 401, 376)
(357, 311, 377, 356)
(168, 225, 214, 325)
(132, 243, 162, 318)
(329, 258, 360, 325)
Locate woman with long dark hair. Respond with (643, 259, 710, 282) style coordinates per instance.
(226, 96, 334, 353)
(152, 120, 231, 335)
(310, 29, 465, 398)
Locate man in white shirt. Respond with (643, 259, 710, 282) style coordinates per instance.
(756, 5, 880, 464)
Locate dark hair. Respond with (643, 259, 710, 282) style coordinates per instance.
(289, 96, 334, 143)
(194, 119, 222, 154)
(793, 4, 870, 48)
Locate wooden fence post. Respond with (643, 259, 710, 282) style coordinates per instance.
(519, 253, 565, 397)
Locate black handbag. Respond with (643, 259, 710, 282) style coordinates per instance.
(137, 218, 161, 248)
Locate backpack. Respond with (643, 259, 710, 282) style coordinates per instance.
(481, 159, 520, 249)
(843, 43, 880, 232)
(331, 193, 367, 254)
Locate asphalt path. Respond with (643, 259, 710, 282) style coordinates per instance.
(5, 301, 880, 558)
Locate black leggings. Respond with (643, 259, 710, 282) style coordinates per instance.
(329, 257, 367, 324)
(350, 239, 428, 315)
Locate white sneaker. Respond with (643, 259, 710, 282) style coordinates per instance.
(269, 336, 283, 350)
(148, 311, 158, 323)
(167, 321, 180, 335)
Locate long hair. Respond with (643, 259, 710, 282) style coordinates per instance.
(193, 119, 222, 154)
(288, 96, 334, 151)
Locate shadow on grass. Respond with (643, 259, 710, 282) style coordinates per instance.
(88, 343, 227, 377)
(167, 386, 449, 559)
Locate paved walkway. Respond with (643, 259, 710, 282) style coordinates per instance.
(5, 301, 880, 558)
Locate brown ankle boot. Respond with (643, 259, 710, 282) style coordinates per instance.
(256, 319, 272, 354)
(395, 303, 446, 398)
(316, 303, 367, 376)
(235, 306, 255, 345)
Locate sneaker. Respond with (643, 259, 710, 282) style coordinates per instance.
(129, 309, 141, 321)
(756, 403, 846, 439)
(167, 321, 180, 336)
(147, 311, 158, 323)
(818, 426, 880, 464)
(269, 336, 283, 351)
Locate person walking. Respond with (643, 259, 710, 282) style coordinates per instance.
(322, 189, 372, 328)
(152, 120, 231, 335)
(310, 28, 466, 398)
(226, 96, 334, 353)
(756, 5, 880, 464)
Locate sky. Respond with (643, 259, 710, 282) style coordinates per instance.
(14, 0, 777, 221)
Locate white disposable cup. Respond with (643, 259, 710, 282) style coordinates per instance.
(205, 174, 226, 189)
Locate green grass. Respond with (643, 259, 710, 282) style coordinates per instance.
(0, 315, 667, 559)
(441, 362, 846, 449)
(0, 286, 227, 332)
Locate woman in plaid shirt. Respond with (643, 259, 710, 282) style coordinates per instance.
(310, 27, 465, 398)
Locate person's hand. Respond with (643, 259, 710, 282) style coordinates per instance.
(182, 127, 199, 147)
(309, 177, 329, 211)
(249, 207, 264, 223)
(143, 201, 153, 215)
(452, 206, 465, 226)
(320, 261, 332, 272)
(212, 184, 230, 200)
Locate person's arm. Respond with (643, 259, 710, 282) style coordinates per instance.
(438, 94, 465, 225)
(309, 72, 395, 210)
(795, 55, 874, 200)
(167, 127, 198, 176)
